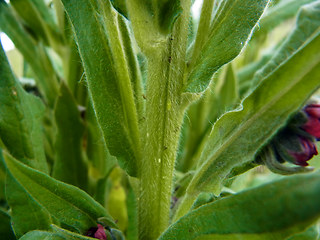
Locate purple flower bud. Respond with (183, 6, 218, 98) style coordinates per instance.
(287, 137, 318, 166)
(302, 104, 320, 139)
(86, 224, 107, 240)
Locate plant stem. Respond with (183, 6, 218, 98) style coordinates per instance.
(138, 51, 185, 238)
(138, 1, 191, 238)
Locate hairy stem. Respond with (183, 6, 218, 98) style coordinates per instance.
(138, 1, 192, 238)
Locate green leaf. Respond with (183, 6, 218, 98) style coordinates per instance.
(157, 0, 182, 35)
(10, 0, 61, 47)
(52, 83, 88, 191)
(213, 64, 239, 113)
(126, 185, 138, 240)
(0, 209, 16, 240)
(257, 0, 316, 37)
(4, 153, 115, 234)
(110, 0, 128, 18)
(182, 30, 320, 206)
(287, 225, 319, 240)
(51, 224, 94, 240)
(6, 172, 52, 238)
(20, 231, 66, 240)
(251, 0, 320, 87)
(86, 101, 117, 181)
(160, 174, 320, 240)
(0, 40, 48, 173)
(185, 0, 269, 93)
(61, 0, 142, 176)
(0, 2, 59, 107)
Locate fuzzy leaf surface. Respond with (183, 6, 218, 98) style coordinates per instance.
(4, 154, 115, 233)
(160, 174, 320, 240)
(0, 2, 59, 106)
(52, 83, 88, 190)
(10, 0, 60, 45)
(251, 0, 320, 87)
(6, 171, 52, 238)
(258, 0, 316, 36)
(188, 31, 320, 194)
(51, 224, 95, 240)
(0, 41, 48, 173)
(20, 231, 66, 240)
(185, 0, 269, 93)
(61, 0, 141, 176)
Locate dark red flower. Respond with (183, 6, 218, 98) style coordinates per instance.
(288, 137, 318, 166)
(86, 224, 107, 240)
(302, 104, 320, 138)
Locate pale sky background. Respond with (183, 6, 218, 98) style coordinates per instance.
(0, 0, 203, 52)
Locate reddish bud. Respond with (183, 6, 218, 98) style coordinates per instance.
(302, 104, 320, 138)
(288, 137, 318, 166)
(86, 224, 107, 240)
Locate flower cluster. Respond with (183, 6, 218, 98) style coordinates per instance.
(261, 103, 320, 173)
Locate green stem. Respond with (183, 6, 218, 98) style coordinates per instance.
(139, 51, 185, 239)
(138, 1, 192, 238)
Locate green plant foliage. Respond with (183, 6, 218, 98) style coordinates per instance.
(0, 1, 59, 106)
(51, 224, 94, 240)
(0, 0, 320, 239)
(20, 230, 66, 240)
(160, 174, 320, 240)
(287, 225, 319, 240)
(188, 31, 320, 194)
(186, 0, 269, 92)
(251, 0, 320, 87)
(6, 172, 52, 238)
(61, 0, 142, 177)
(156, 0, 182, 34)
(4, 153, 115, 233)
(0, 41, 48, 173)
(257, 0, 316, 36)
(52, 82, 88, 190)
(10, 0, 60, 46)
(0, 209, 16, 240)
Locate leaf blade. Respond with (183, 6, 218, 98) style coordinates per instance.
(52, 83, 88, 191)
(186, 30, 320, 199)
(4, 153, 115, 233)
(160, 174, 320, 240)
(185, 0, 270, 93)
(0, 40, 48, 173)
(61, 0, 141, 176)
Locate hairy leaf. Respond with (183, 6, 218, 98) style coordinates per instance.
(187, 31, 320, 195)
(6, 172, 52, 238)
(0, 41, 48, 173)
(258, 0, 316, 36)
(20, 231, 66, 240)
(51, 225, 94, 240)
(4, 153, 115, 233)
(185, 0, 269, 93)
(61, 0, 142, 176)
(161, 174, 320, 240)
(10, 0, 60, 46)
(251, 0, 320, 87)
(0, 1, 59, 106)
(52, 83, 88, 190)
